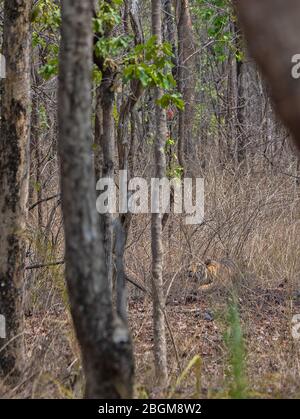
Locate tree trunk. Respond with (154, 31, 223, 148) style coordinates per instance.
(31, 92, 43, 228)
(116, 0, 144, 316)
(58, 0, 134, 398)
(93, 0, 120, 293)
(98, 69, 115, 291)
(0, 0, 32, 380)
(176, 0, 195, 173)
(233, 21, 246, 164)
(151, 0, 168, 386)
(235, 0, 300, 153)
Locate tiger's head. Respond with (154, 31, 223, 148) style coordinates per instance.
(188, 259, 219, 284)
(205, 259, 218, 277)
(188, 262, 208, 283)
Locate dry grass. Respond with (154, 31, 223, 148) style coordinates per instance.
(2, 153, 300, 399)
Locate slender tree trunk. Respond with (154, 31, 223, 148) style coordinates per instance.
(0, 0, 32, 380)
(151, 0, 168, 386)
(99, 69, 115, 290)
(58, 0, 134, 398)
(163, 0, 177, 67)
(31, 94, 43, 229)
(93, 1, 119, 292)
(115, 0, 144, 316)
(176, 0, 195, 174)
(232, 21, 245, 164)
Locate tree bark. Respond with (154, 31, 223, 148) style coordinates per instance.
(0, 0, 32, 379)
(151, 0, 168, 386)
(235, 0, 300, 153)
(98, 69, 115, 290)
(58, 0, 134, 398)
(115, 1, 144, 318)
(233, 21, 246, 164)
(93, 0, 119, 292)
(176, 0, 196, 173)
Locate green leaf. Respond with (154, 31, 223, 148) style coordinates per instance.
(157, 93, 185, 110)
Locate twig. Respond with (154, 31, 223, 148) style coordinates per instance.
(29, 193, 60, 211)
(164, 309, 182, 372)
(125, 274, 148, 293)
(25, 260, 65, 270)
(25, 260, 147, 294)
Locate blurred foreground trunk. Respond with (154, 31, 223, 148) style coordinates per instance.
(235, 0, 300, 153)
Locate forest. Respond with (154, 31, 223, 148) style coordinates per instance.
(1, 0, 300, 400)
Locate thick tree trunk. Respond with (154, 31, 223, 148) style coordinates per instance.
(0, 0, 32, 379)
(235, 0, 300, 153)
(58, 0, 134, 398)
(151, 0, 168, 386)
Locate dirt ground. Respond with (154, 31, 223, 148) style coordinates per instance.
(2, 272, 300, 399)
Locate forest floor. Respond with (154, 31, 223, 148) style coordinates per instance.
(129, 280, 300, 399)
(2, 276, 300, 399)
(2, 168, 300, 399)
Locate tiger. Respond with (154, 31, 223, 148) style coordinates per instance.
(188, 258, 238, 292)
